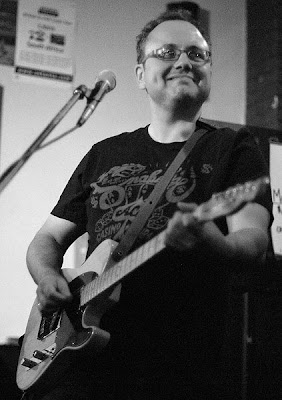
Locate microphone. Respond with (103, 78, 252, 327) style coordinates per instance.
(77, 70, 116, 127)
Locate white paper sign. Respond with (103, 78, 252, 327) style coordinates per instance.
(270, 141, 282, 257)
(14, 0, 76, 87)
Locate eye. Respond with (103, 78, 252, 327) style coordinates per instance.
(189, 49, 207, 61)
(158, 48, 177, 60)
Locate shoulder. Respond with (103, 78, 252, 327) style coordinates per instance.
(78, 126, 149, 167)
(92, 126, 149, 151)
(198, 119, 258, 148)
(198, 119, 255, 139)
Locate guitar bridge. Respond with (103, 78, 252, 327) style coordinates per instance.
(37, 310, 62, 340)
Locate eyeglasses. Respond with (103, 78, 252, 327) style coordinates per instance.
(142, 45, 211, 65)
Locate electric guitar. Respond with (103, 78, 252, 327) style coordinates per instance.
(16, 176, 269, 392)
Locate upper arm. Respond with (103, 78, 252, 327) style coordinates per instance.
(226, 202, 270, 234)
(36, 214, 85, 252)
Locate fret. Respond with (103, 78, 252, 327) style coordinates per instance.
(81, 275, 100, 306)
(81, 279, 95, 305)
(97, 271, 111, 295)
(126, 248, 138, 272)
(122, 251, 133, 274)
(134, 246, 144, 270)
(80, 285, 88, 306)
(141, 240, 150, 261)
(137, 244, 145, 266)
(121, 255, 132, 277)
(81, 282, 89, 305)
(145, 238, 157, 259)
(156, 231, 166, 252)
(144, 236, 159, 260)
(107, 261, 122, 285)
(92, 278, 100, 297)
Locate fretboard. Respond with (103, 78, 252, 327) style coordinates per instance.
(80, 230, 166, 307)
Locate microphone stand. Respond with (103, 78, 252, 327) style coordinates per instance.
(0, 85, 89, 195)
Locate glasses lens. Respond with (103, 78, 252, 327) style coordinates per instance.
(189, 49, 209, 62)
(157, 48, 178, 60)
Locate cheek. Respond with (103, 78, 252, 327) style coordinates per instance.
(203, 66, 212, 80)
(145, 72, 164, 88)
(144, 63, 170, 85)
(197, 69, 211, 86)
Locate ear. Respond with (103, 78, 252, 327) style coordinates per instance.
(135, 63, 146, 90)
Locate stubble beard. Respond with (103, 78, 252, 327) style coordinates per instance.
(165, 85, 210, 117)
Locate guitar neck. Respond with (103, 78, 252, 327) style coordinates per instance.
(80, 231, 166, 307)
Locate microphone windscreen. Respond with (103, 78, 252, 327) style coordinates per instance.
(97, 70, 116, 92)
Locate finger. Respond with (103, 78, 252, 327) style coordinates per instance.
(36, 297, 56, 314)
(39, 275, 72, 301)
(177, 202, 198, 212)
(181, 212, 199, 227)
(165, 231, 196, 251)
(56, 278, 73, 300)
(167, 214, 187, 236)
(36, 283, 72, 315)
(37, 296, 64, 315)
(37, 300, 43, 313)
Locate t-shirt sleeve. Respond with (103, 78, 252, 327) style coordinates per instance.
(226, 127, 273, 218)
(51, 149, 93, 228)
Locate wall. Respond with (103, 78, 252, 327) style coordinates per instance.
(246, 0, 282, 130)
(0, 0, 247, 342)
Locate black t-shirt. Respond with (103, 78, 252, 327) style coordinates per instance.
(52, 124, 271, 252)
(51, 123, 272, 374)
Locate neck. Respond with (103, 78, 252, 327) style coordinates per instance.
(148, 106, 201, 143)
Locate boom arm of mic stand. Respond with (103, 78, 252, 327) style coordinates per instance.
(0, 85, 88, 195)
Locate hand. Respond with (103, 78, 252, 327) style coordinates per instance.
(165, 202, 205, 251)
(36, 273, 73, 314)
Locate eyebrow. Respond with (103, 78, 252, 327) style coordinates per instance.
(160, 43, 207, 50)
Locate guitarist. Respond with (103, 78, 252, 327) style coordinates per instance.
(24, 9, 272, 400)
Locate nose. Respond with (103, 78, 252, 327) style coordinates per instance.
(173, 51, 193, 70)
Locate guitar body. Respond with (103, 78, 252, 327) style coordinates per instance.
(16, 239, 120, 392)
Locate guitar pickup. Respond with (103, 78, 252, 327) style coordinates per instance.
(20, 358, 39, 369)
(33, 350, 49, 361)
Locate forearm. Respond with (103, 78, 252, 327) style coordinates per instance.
(26, 233, 65, 285)
(202, 222, 269, 264)
(225, 228, 269, 262)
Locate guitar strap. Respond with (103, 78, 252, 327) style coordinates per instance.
(111, 126, 208, 261)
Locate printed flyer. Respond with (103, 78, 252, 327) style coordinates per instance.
(14, 0, 76, 86)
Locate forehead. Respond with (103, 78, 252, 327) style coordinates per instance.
(146, 20, 209, 51)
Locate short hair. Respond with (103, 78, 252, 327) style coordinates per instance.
(136, 9, 211, 64)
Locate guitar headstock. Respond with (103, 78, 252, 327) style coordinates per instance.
(194, 176, 270, 222)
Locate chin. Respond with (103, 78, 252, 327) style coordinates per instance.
(171, 93, 208, 113)
(174, 91, 201, 104)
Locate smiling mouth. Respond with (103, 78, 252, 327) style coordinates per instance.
(167, 75, 196, 83)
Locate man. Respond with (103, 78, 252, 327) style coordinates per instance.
(23, 9, 271, 400)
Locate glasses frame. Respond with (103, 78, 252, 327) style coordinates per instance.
(141, 46, 212, 65)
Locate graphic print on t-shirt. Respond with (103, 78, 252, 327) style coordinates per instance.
(90, 163, 196, 245)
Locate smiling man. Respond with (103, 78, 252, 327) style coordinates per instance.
(135, 19, 212, 132)
(23, 9, 272, 400)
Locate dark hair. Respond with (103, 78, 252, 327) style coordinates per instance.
(136, 9, 211, 64)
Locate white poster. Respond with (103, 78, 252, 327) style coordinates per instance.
(0, 0, 17, 66)
(270, 141, 282, 257)
(14, 0, 76, 87)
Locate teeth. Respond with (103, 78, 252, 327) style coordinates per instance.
(169, 76, 193, 80)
